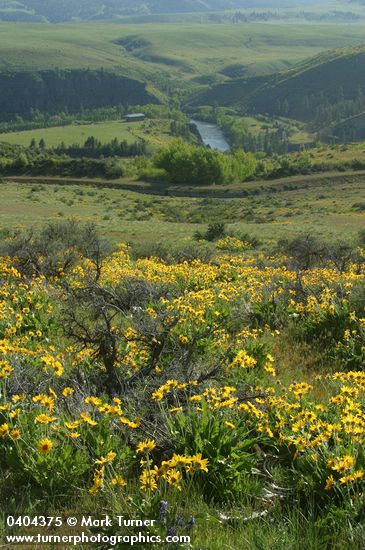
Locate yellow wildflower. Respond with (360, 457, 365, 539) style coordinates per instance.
(111, 476, 127, 488)
(38, 438, 54, 454)
(136, 439, 156, 454)
(35, 414, 57, 424)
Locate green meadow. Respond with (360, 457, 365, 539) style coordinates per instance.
(0, 119, 174, 149)
(0, 172, 363, 246)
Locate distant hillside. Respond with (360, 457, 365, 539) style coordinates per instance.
(190, 46, 365, 124)
(0, 0, 324, 23)
(247, 47, 365, 120)
(0, 69, 159, 121)
(1, 19, 364, 121)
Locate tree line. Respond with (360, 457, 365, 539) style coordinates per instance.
(51, 136, 147, 158)
(3, 137, 365, 184)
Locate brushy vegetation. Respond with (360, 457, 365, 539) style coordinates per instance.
(154, 140, 257, 185)
(0, 220, 364, 548)
(0, 172, 363, 255)
(5, 136, 365, 185)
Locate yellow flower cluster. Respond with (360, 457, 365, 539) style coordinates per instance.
(230, 350, 257, 370)
(152, 379, 198, 401)
(216, 236, 249, 252)
(140, 453, 209, 492)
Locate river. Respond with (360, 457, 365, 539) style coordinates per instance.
(191, 119, 231, 152)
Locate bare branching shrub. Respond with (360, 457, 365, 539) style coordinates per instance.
(327, 240, 359, 274)
(1, 219, 113, 278)
(278, 234, 327, 270)
(62, 276, 179, 396)
(279, 233, 364, 275)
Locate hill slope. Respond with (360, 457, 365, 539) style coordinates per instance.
(247, 47, 365, 119)
(0, 70, 159, 121)
(1, 21, 365, 120)
(191, 45, 365, 122)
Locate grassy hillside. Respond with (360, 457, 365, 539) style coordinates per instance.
(294, 140, 365, 164)
(247, 46, 365, 118)
(329, 110, 365, 141)
(1, 22, 365, 83)
(0, 70, 160, 122)
(193, 44, 365, 123)
(0, 23, 160, 76)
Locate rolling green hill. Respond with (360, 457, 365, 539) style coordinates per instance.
(1, 21, 365, 120)
(2, 22, 359, 77)
(246, 46, 365, 119)
(191, 45, 365, 124)
(0, 1, 242, 23)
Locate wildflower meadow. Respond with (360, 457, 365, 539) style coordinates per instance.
(0, 225, 364, 548)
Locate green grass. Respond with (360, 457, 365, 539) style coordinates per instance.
(284, 140, 365, 171)
(0, 172, 363, 246)
(0, 119, 174, 149)
(2, 21, 365, 94)
(303, 142, 365, 163)
(223, 114, 315, 146)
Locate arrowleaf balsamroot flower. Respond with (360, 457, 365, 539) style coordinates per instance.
(0, 423, 9, 437)
(325, 475, 334, 491)
(38, 438, 54, 454)
(188, 454, 209, 473)
(95, 451, 116, 465)
(327, 455, 356, 473)
(136, 439, 156, 454)
(35, 413, 57, 424)
(111, 476, 127, 488)
(140, 469, 158, 492)
(10, 429, 21, 440)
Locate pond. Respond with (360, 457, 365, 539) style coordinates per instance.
(191, 119, 231, 152)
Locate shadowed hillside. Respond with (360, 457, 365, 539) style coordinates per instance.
(190, 45, 365, 124)
(0, 69, 159, 121)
